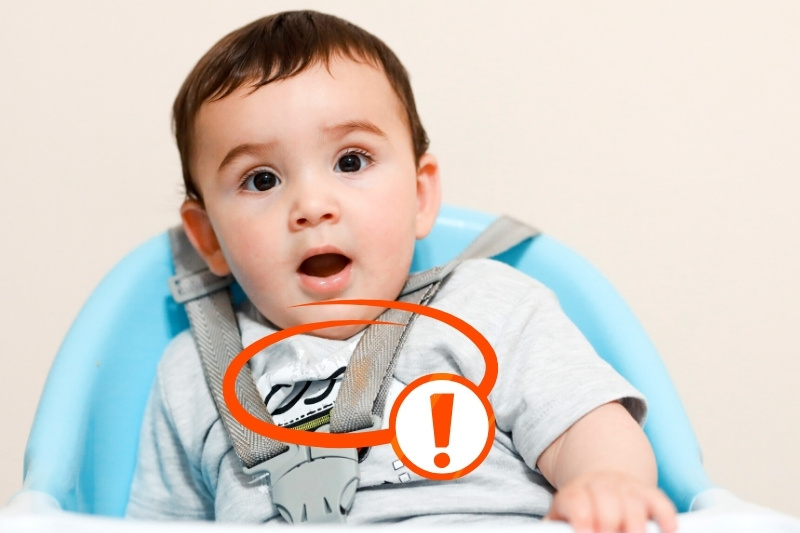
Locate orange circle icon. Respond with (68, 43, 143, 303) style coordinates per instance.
(390, 373, 495, 480)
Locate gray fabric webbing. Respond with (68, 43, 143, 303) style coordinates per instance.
(330, 215, 539, 433)
(328, 281, 440, 433)
(168, 215, 538, 466)
(400, 215, 540, 296)
(168, 228, 288, 467)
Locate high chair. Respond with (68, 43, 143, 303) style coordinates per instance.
(16, 205, 722, 518)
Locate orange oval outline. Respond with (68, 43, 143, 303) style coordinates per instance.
(222, 299, 498, 449)
(389, 373, 496, 481)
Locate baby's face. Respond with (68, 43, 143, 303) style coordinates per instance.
(183, 57, 440, 339)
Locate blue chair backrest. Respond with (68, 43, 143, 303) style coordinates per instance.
(21, 205, 713, 517)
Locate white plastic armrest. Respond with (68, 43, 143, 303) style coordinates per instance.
(691, 487, 777, 515)
(2, 490, 62, 515)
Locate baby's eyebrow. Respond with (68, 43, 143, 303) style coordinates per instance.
(218, 142, 277, 172)
(324, 120, 387, 139)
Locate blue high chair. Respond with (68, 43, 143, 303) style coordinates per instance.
(17, 205, 720, 518)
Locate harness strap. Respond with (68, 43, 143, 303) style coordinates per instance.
(332, 215, 539, 433)
(168, 228, 289, 464)
(329, 280, 441, 434)
(400, 215, 540, 296)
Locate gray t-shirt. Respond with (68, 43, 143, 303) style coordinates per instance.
(126, 259, 646, 524)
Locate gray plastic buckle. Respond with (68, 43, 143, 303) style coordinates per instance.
(244, 441, 359, 524)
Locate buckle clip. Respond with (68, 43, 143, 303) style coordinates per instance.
(244, 441, 359, 524)
(168, 269, 233, 304)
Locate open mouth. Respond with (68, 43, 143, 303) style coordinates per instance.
(298, 253, 352, 278)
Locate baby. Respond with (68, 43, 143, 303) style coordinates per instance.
(127, 10, 677, 532)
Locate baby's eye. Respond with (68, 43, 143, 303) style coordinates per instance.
(243, 170, 281, 192)
(334, 152, 371, 173)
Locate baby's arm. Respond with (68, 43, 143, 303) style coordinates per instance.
(537, 401, 677, 533)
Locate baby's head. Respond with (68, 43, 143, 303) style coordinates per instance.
(174, 11, 441, 339)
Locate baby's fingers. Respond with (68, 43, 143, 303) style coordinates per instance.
(620, 493, 648, 533)
(592, 483, 625, 533)
(545, 488, 595, 533)
(618, 486, 676, 533)
(643, 487, 678, 533)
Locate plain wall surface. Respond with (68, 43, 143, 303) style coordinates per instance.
(1, 0, 798, 518)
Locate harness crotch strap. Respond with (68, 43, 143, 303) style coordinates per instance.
(168, 215, 539, 524)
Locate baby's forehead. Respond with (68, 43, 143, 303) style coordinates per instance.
(219, 57, 404, 113)
(195, 57, 411, 143)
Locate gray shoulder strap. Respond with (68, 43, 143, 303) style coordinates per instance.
(328, 281, 441, 434)
(167, 227, 289, 466)
(400, 215, 539, 296)
(330, 215, 539, 433)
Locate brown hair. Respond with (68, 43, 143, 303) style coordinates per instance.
(173, 10, 429, 201)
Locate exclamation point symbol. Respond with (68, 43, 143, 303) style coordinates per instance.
(430, 393, 454, 468)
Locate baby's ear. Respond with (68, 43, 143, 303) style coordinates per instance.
(414, 153, 442, 239)
(180, 200, 232, 276)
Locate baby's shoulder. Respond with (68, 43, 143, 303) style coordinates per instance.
(158, 328, 202, 379)
(153, 330, 208, 412)
(153, 328, 224, 440)
(422, 258, 559, 339)
(442, 257, 553, 301)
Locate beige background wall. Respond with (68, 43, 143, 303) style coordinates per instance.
(1, 0, 798, 518)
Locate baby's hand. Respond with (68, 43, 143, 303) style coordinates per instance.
(545, 471, 677, 533)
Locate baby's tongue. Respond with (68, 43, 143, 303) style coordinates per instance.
(299, 253, 350, 277)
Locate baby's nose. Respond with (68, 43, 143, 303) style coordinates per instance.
(295, 210, 335, 227)
(289, 179, 341, 229)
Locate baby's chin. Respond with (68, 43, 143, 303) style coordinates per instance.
(305, 323, 371, 341)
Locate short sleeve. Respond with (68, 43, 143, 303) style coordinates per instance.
(479, 263, 648, 470)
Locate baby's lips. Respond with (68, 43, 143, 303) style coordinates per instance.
(297, 259, 353, 294)
(298, 252, 351, 278)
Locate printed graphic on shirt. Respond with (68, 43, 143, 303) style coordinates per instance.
(255, 371, 419, 486)
(262, 366, 345, 430)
